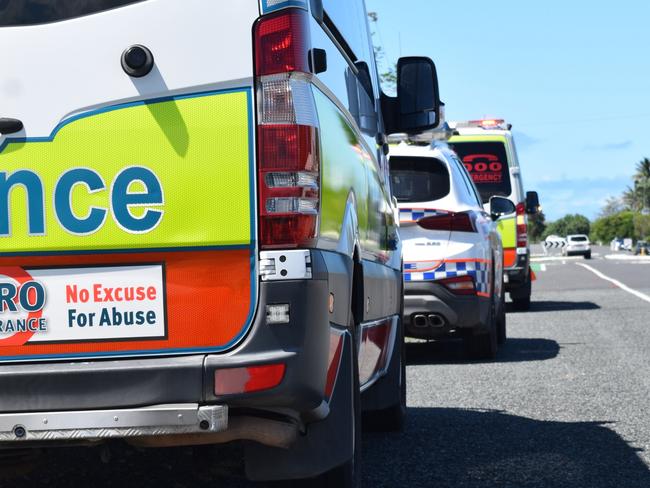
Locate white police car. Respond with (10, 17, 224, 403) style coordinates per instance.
(390, 139, 513, 358)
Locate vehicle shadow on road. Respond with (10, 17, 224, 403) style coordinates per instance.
(406, 337, 560, 365)
(363, 408, 650, 488)
(506, 300, 600, 314)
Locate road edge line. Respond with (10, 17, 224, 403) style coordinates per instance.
(576, 263, 650, 305)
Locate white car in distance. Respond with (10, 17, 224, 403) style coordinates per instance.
(564, 234, 591, 259)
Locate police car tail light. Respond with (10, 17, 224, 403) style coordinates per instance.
(255, 8, 321, 249)
(439, 275, 476, 295)
(516, 202, 528, 247)
(417, 212, 476, 233)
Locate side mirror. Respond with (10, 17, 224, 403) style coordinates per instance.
(381, 56, 441, 135)
(489, 196, 516, 221)
(526, 191, 540, 214)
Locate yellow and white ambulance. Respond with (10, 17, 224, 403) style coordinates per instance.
(0, 0, 441, 485)
(449, 120, 539, 310)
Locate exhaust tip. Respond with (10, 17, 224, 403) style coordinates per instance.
(427, 314, 445, 327)
(413, 314, 428, 328)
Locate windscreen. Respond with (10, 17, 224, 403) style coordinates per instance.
(390, 156, 450, 203)
(448, 141, 511, 203)
(0, 0, 144, 26)
(570, 236, 588, 242)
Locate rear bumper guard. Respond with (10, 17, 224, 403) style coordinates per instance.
(0, 404, 227, 443)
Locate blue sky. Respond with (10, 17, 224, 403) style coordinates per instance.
(366, 0, 650, 221)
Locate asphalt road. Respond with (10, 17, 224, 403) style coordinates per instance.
(3, 245, 650, 487)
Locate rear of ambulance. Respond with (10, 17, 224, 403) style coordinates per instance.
(0, 0, 337, 468)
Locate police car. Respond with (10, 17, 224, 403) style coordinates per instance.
(448, 119, 540, 311)
(389, 135, 512, 359)
(0, 1, 442, 485)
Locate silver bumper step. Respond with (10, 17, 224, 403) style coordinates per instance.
(0, 404, 227, 442)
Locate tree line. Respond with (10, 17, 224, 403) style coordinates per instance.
(529, 158, 650, 243)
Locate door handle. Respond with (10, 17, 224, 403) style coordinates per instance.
(0, 118, 24, 135)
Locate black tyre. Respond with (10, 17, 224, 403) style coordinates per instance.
(497, 282, 507, 345)
(511, 272, 532, 311)
(465, 311, 497, 360)
(465, 265, 498, 360)
(584, 251, 591, 259)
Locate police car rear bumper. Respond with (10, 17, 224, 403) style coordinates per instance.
(403, 281, 490, 338)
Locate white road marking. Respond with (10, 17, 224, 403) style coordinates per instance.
(576, 263, 650, 305)
(541, 264, 547, 272)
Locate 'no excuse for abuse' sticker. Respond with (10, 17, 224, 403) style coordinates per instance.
(0, 264, 166, 345)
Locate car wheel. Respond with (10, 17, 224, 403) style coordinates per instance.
(465, 307, 497, 360)
(465, 266, 498, 360)
(584, 251, 591, 259)
(497, 285, 507, 345)
(511, 273, 532, 311)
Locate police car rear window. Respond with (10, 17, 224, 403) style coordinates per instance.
(448, 141, 512, 203)
(390, 156, 450, 203)
(0, 0, 144, 27)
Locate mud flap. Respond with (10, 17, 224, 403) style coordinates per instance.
(244, 332, 354, 481)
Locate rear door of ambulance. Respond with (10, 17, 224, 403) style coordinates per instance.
(0, 1, 258, 362)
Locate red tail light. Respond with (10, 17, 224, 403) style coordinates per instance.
(254, 9, 311, 76)
(254, 9, 321, 249)
(438, 275, 476, 295)
(417, 212, 476, 233)
(516, 202, 528, 247)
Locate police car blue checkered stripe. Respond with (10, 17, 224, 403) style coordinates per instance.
(404, 260, 491, 295)
(399, 208, 445, 222)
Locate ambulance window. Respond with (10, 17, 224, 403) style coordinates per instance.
(389, 156, 450, 203)
(448, 141, 512, 203)
(0, 0, 144, 26)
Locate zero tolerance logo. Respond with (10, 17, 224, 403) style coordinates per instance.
(0, 267, 47, 346)
(0, 264, 166, 348)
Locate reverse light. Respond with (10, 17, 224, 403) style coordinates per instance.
(215, 363, 286, 396)
(417, 212, 476, 233)
(254, 9, 321, 249)
(439, 275, 476, 295)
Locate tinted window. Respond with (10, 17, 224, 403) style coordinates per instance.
(390, 156, 450, 203)
(323, 0, 373, 64)
(453, 156, 483, 207)
(448, 141, 512, 203)
(569, 236, 588, 242)
(0, 0, 143, 26)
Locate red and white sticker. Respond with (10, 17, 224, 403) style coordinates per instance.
(0, 264, 166, 345)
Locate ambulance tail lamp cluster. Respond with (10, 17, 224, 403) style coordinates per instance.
(416, 212, 476, 233)
(254, 8, 321, 249)
(515, 202, 528, 247)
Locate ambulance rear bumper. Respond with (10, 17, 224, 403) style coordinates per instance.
(0, 403, 227, 443)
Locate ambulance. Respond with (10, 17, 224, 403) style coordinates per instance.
(448, 120, 539, 311)
(0, 1, 441, 485)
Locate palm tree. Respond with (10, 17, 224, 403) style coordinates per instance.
(634, 158, 650, 212)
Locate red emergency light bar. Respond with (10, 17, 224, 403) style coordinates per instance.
(455, 119, 512, 130)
